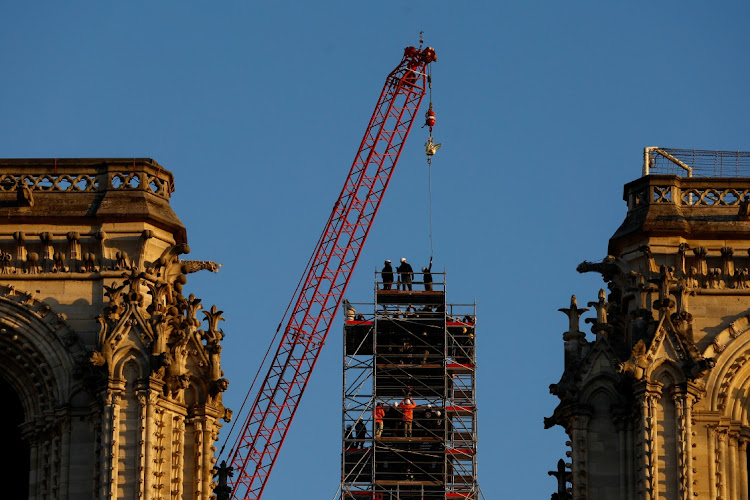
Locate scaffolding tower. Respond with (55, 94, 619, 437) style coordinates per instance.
(342, 270, 477, 500)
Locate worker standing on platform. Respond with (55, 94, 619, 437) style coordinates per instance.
(374, 404, 385, 439)
(397, 258, 414, 291)
(382, 260, 394, 290)
(345, 425, 356, 450)
(400, 397, 416, 437)
(355, 418, 367, 449)
(422, 257, 433, 291)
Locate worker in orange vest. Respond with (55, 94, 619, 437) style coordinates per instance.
(400, 397, 416, 438)
(374, 404, 385, 439)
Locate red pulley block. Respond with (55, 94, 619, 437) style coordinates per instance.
(425, 103, 436, 128)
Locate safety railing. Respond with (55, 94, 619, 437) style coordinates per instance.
(644, 147, 750, 178)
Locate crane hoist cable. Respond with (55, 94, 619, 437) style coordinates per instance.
(428, 152, 434, 258)
(423, 61, 441, 261)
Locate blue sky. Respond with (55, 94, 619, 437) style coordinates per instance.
(1, 2, 749, 498)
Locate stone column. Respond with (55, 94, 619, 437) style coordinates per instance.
(202, 420, 214, 500)
(21, 423, 40, 500)
(635, 385, 659, 500)
(29, 439, 39, 500)
(569, 415, 590, 500)
(172, 413, 185, 500)
(708, 426, 717, 500)
(13, 231, 26, 271)
(729, 432, 739, 500)
(619, 421, 628, 500)
(193, 419, 204, 499)
(739, 438, 748, 500)
(51, 431, 61, 498)
(90, 411, 103, 500)
(647, 393, 659, 500)
(59, 415, 71, 500)
(615, 413, 633, 500)
(36, 427, 50, 499)
(673, 386, 694, 500)
(153, 408, 166, 498)
(101, 391, 122, 500)
(144, 393, 156, 500)
(683, 385, 702, 500)
(627, 422, 635, 500)
(137, 391, 149, 499)
(719, 428, 729, 500)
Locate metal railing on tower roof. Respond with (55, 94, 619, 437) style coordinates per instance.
(644, 147, 750, 178)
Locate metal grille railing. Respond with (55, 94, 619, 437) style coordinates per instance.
(644, 147, 750, 178)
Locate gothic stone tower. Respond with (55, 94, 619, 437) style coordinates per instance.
(547, 148, 750, 499)
(0, 159, 229, 499)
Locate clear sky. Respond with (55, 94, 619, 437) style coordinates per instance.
(1, 2, 749, 498)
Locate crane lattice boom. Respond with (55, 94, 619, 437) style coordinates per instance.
(228, 45, 437, 499)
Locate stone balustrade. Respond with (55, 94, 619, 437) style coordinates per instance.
(0, 158, 174, 200)
(625, 174, 750, 212)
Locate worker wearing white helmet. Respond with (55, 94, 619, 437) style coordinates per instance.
(397, 257, 414, 291)
(399, 397, 416, 437)
(381, 260, 394, 290)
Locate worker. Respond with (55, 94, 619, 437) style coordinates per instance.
(400, 397, 416, 438)
(374, 404, 386, 439)
(422, 257, 433, 291)
(399, 339, 413, 365)
(397, 257, 414, 291)
(343, 299, 355, 321)
(423, 404, 442, 434)
(421, 346, 430, 365)
(355, 418, 367, 449)
(345, 425, 356, 450)
(382, 260, 394, 290)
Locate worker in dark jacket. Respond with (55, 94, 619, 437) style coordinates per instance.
(345, 425, 356, 450)
(422, 257, 433, 291)
(382, 260, 394, 290)
(355, 418, 367, 449)
(397, 258, 414, 291)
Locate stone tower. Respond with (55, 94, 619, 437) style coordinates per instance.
(547, 148, 750, 499)
(0, 159, 229, 499)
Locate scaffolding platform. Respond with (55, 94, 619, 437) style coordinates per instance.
(376, 290, 446, 305)
(341, 271, 478, 500)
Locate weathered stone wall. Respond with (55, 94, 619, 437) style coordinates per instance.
(0, 159, 228, 499)
(548, 173, 750, 500)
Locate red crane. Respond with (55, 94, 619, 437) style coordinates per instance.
(225, 45, 437, 499)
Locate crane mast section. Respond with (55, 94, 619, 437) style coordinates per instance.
(228, 46, 437, 500)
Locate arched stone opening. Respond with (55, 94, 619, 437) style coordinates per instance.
(0, 375, 30, 499)
(703, 339, 750, 499)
